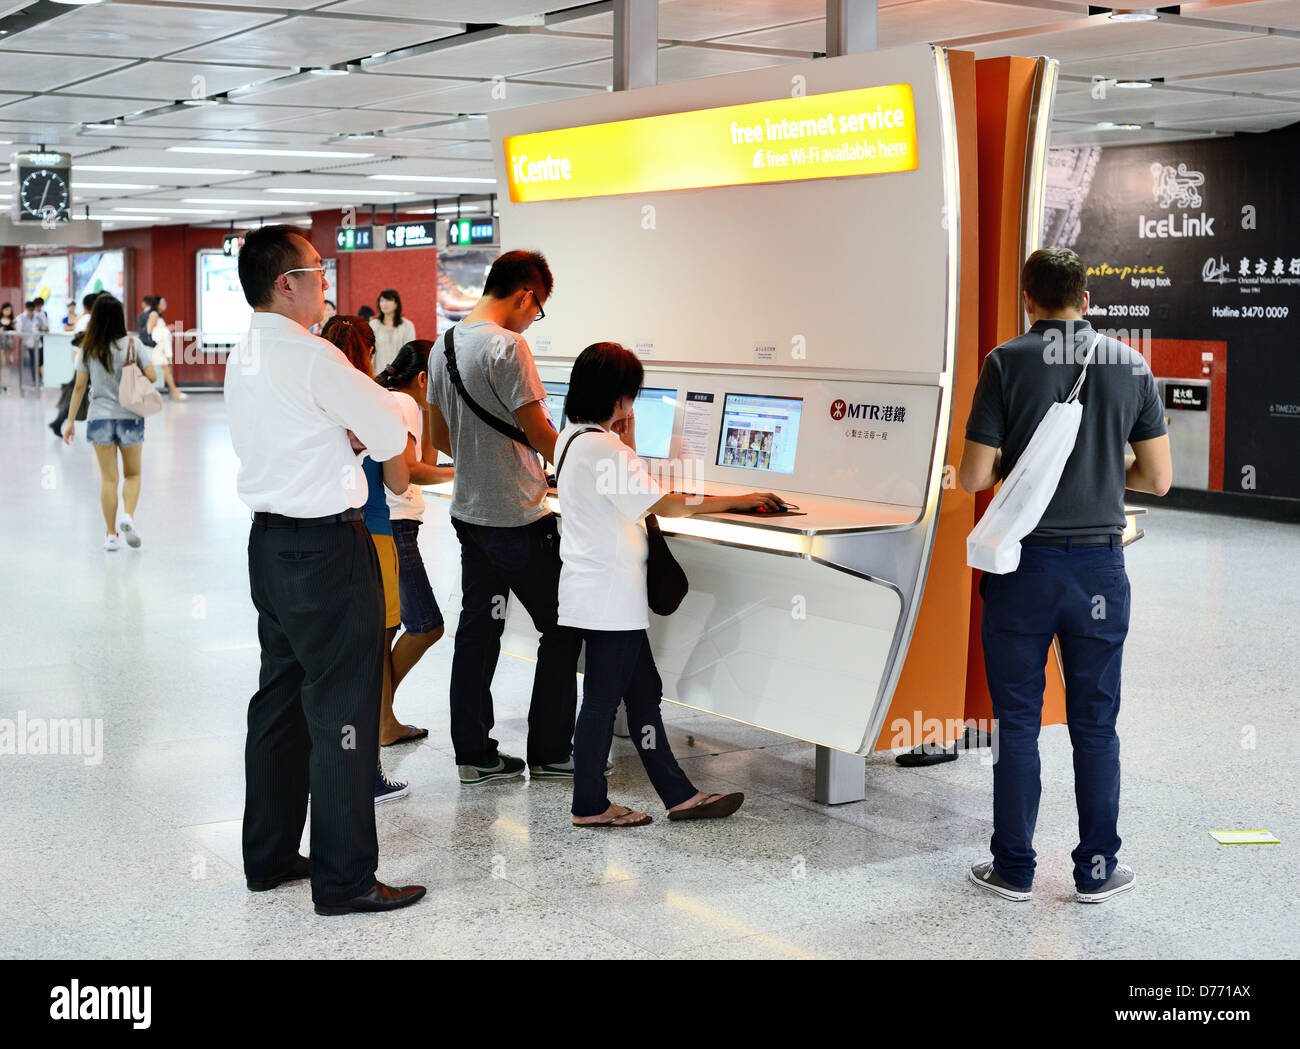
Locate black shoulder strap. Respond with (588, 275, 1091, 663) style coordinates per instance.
(555, 427, 602, 482)
(443, 324, 534, 450)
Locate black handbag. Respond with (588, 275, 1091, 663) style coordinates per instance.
(556, 427, 689, 617)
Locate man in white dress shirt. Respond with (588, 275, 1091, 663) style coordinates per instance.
(224, 224, 426, 916)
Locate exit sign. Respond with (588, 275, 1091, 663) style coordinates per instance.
(335, 225, 374, 251)
(448, 217, 496, 246)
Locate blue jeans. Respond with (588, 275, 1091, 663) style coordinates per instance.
(572, 630, 697, 818)
(391, 519, 443, 634)
(449, 514, 580, 768)
(980, 539, 1130, 892)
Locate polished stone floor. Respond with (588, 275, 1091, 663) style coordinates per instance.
(2, 389, 1296, 959)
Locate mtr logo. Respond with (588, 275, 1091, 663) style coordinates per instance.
(831, 399, 907, 422)
(830, 399, 848, 420)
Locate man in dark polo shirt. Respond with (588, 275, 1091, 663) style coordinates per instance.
(959, 247, 1171, 905)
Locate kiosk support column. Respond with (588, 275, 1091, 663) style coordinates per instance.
(814, 0, 879, 806)
(613, 0, 658, 92)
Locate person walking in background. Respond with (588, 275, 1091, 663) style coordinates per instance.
(49, 293, 105, 436)
(320, 315, 422, 805)
(556, 342, 777, 827)
(370, 288, 415, 377)
(309, 299, 336, 336)
(1, 303, 15, 393)
(61, 296, 156, 552)
(357, 304, 375, 323)
(224, 224, 424, 916)
(17, 298, 49, 385)
(135, 295, 157, 348)
(377, 340, 454, 747)
(425, 250, 583, 786)
(147, 297, 187, 401)
(0, 302, 13, 333)
(959, 247, 1171, 905)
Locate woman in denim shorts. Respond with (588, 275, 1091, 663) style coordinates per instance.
(63, 296, 156, 552)
(377, 341, 455, 746)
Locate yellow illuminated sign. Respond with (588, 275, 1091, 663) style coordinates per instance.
(504, 83, 918, 203)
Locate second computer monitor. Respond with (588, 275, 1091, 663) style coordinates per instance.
(716, 393, 803, 474)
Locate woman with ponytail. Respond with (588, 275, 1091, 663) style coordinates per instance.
(377, 340, 454, 744)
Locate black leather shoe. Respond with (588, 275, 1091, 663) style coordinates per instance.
(315, 881, 427, 916)
(246, 854, 310, 892)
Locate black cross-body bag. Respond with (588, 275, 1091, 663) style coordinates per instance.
(443, 324, 536, 451)
(556, 427, 689, 618)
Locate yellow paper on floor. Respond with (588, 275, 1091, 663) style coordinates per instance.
(1209, 830, 1280, 844)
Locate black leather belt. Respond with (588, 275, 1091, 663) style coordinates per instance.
(252, 508, 362, 528)
(1022, 533, 1118, 547)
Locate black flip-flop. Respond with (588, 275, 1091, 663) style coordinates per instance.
(381, 725, 429, 747)
(667, 792, 744, 821)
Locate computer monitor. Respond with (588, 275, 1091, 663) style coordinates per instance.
(542, 380, 569, 431)
(634, 387, 676, 459)
(716, 393, 803, 474)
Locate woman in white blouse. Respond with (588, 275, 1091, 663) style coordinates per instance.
(369, 288, 415, 377)
(147, 296, 187, 401)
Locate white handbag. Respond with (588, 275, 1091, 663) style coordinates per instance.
(118, 336, 163, 418)
(966, 331, 1102, 574)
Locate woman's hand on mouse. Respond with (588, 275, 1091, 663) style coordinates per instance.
(731, 492, 783, 512)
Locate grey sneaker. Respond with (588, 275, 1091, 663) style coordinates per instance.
(528, 758, 614, 780)
(968, 860, 1032, 901)
(1076, 862, 1136, 903)
(459, 753, 526, 785)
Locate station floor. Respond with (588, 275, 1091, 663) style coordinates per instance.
(2, 389, 1296, 960)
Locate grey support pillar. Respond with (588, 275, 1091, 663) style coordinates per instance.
(814, 0, 878, 805)
(613, 0, 658, 91)
(826, 0, 877, 58)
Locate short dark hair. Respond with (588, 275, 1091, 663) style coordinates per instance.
(238, 223, 307, 308)
(565, 342, 643, 424)
(82, 293, 101, 310)
(32, 297, 44, 306)
(1021, 247, 1086, 312)
(483, 249, 553, 301)
(357, 304, 375, 321)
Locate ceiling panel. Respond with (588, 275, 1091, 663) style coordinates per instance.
(1179, 0, 1300, 32)
(561, 0, 823, 41)
(370, 117, 491, 141)
(174, 18, 459, 67)
(657, 43, 803, 82)
(1049, 125, 1222, 147)
(127, 103, 331, 131)
(383, 78, 599, 114)
(1158, 109, 1300, 133)
(1173, 65, 1300, 94)
(1066, 32, 1300, 80)
(77, 61, 296, 103)
(881, 0, 1084, 46)
(0, 53, 132, 92)
(253, 107, 438, 134)
(314, 154, 493, 176)
(233, 71, 455, 108)
(0, 94, 155, 123)
(3, 4, 278, 58)
(321, 0, 546, 19)
(374, 31, 608, 78)
(969, 19, 1256, 67)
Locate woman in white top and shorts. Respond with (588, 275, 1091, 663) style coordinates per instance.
(555, 342, 783, 827)
(145, 295, 187, 401)
(369, 288, 416, 377)
(63, 295, 157, 551)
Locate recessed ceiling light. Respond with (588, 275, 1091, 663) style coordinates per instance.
(344, 133, 378, 141)
(77, 165, 255, 175)
(266, 187, 413, 196)
(52, 0, 106, 6)
(75, 182, 161, 190)
(366, 174, 497, 184)
(1096, 121, 1143, 130)
(167, 146, 373, 159)
(1108, 8, 1159, 21)
(369, 51, 388, 59)
(184, 198, 315, 206)
(308, 67, 349, 76)
(181, 99, 221, 107)
(1114, 79, 1153, 88)
(112, 206, 233, 215)
(89, 214, 163, 222)
(82, 122, 119, 130)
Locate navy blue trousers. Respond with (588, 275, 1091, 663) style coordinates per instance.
(980, 539, 1130, 892)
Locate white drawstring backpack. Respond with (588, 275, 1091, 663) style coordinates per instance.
(967, 330, 1103, 574)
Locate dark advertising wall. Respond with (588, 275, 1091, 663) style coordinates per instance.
(1044, 121, 1300, 503)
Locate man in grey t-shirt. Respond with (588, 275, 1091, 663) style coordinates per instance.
(427, 249, 581, 784)
(959, 247, 1171, 907)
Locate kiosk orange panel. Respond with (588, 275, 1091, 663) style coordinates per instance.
(965, 56, 1067, 727)
(872, 49, 979, 751)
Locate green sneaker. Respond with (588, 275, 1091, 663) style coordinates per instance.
(458, 754, 526, 785)
(528, 758, 613, 780)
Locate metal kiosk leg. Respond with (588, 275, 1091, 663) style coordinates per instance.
(815, 746, 866, 805)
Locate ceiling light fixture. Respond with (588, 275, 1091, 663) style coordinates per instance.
(1107, 8, 1159, 21)
(75, 182, 161, 190)
(81, 122, 120, 130)
(265, 187, 413, 196)
(308, 66, 349, 76)
(112, 206, 233, 215)
(183, 197, 315, 206)
(1096, 121, 1143, 130)
(167, 146, 374, 159)
(77, 165, 256, 175)
(181, 99, 221, 107)
(343, 133, 378, 141)
(1114, 79, 1154, 88)
(51, 0, 106, 6)
(366, 174, 497, 184)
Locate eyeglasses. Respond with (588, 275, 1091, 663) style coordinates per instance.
(528, 288, 545, 321)
(282, 267, 327, 282)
